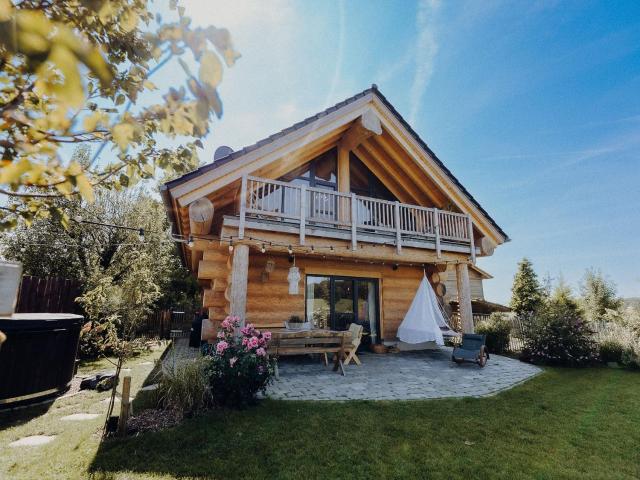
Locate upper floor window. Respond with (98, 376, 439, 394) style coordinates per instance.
(279, 148, 337, 189)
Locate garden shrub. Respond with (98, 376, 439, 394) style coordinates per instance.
(598, 339, 624, 364)
(476, 313, 512, 354)
(203, 316, 275, 408)
(596, 322, 640, 369)
(522, 298, 598, 366)
(78, 319, 119, 359)
(157, 358, 211, 415)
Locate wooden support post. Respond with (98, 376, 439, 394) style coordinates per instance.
(467, 214, 476, 264)
(337, 146, 350, 193)
(394, 201, 402, 254)
(238, 174, 247, 240)
(350, 193, 358, 251)
(434, 208, 441, 258)
(229, 244, 249, 327)
(299, 184, 306, 245)
(456, 263, 474, 333)
(117, 376, 131, 437)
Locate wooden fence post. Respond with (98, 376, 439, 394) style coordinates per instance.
(117, 376, 131, 437)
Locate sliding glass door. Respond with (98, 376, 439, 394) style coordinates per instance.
(305, 275, 380, 346)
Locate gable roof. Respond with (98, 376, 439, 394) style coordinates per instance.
(162, 85, 509, 242)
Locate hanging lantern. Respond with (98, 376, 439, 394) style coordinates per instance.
(265, 258, 276, 273)
(287, 266, 301, 295)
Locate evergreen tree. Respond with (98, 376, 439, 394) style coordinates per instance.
(510, 258, 544, 319)
(580, 268, 623, 322)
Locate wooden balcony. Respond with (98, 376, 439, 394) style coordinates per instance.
(228, 175, 477, 260)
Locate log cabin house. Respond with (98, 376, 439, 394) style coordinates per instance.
(161, 85, 509, 346)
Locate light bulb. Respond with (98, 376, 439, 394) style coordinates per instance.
(187, 235, 194, 248)
(260, 244, 266, 253)
(287, 245, 293, 255)
(228, 240, 234, 253)
(138, 228, 145, 243)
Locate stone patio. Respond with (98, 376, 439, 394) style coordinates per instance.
(265, 348, 540, 400)
(168, 338, 541, 401)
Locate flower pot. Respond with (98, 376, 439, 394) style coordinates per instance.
(0, 261, 22, 317)
(284, 321, 311, 331)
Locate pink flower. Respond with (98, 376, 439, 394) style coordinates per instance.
(242, 337, 249, 346)
(247, 337, 259, 349)
(262, 331, 272, 341)
(230, 357, 237, 367)
(216, 330, 226, 339)
(216, 341, 229, 354)
(256, 347, 266, 357)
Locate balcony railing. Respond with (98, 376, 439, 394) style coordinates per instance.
(238, 175, 475, 260)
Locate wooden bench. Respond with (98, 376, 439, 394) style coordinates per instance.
(268, 330, 350, 377)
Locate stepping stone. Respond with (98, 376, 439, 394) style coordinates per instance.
(138, 361, 153, 366)
(140, 384, 158, 392)
(9, 435, 56, 447)
(61, 413, 100, 421)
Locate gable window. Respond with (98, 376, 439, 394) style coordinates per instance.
(349, 153, 396, 201)
(279, 148, 337, 189)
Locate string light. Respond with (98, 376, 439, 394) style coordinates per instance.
(260, 243, 266, 253)
(287, 245, 293, 255)
(187, 235, 194, 248)
(138, 228, 145, 243)
(228, 239, 234, 253)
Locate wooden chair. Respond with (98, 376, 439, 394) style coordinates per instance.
(344, 323, 363, 366)
(325, 323, 364, 367)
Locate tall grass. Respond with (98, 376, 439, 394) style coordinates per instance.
(157, 358, 211, 414)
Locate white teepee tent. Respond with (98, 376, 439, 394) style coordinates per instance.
(397, 275, 459, 346)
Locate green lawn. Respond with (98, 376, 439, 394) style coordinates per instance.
(2, 360, 639, 480)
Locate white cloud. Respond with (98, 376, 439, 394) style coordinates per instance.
(409, 0, 441, 125)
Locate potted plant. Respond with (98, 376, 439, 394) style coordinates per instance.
(284, 315, 311, 331)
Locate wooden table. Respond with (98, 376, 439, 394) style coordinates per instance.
(268, 329, 351, 377)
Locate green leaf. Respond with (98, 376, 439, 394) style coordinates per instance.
(199, 51, 222, 89)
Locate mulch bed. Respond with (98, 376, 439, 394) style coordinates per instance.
(127, 408, 183, 434)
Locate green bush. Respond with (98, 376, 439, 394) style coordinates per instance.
(476, 313, 512, 354)
(599, 339, 624, 363)
(522, 299, 599, 366)
(157, 358, 211, 415)
(596, 322, 640, 369)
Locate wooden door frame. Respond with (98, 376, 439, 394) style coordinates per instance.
(305, 274, 382, 344)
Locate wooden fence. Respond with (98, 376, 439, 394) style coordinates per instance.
(15, 276, 82, 314)
(137, 310, 196, 340)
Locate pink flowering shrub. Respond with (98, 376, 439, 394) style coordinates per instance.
(521, 298, 598, 367)
(203, 316, 275, 407)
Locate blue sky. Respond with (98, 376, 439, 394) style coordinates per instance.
(178, 0, 640, 303)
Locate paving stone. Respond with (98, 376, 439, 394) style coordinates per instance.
(161, 338, 540, 402)
(9, 435, 56, 447)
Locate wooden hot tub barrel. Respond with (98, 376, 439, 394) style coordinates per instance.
(0, 313, 83, 407)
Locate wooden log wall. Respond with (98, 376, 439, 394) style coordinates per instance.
(198, 245, 451, 341)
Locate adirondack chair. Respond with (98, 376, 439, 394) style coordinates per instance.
(451, 333, 489, 367)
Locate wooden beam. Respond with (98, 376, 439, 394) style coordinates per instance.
(371, 134, 446, 207)
(198, 260, 228, 280)
(456, 263, 474, 333)
(337, 109, 382, 153)
(337, 145, 350, 193)
(229, 244, 250, 325)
